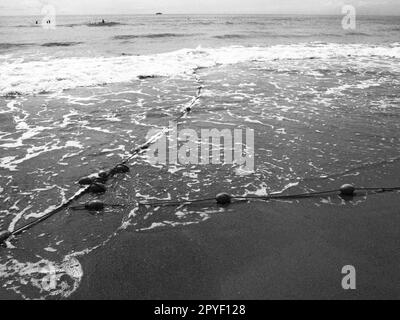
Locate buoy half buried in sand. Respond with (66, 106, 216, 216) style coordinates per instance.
(340, 184, 355, 196)
(0, 230, 12, 243)
(216, 193, 232, 205)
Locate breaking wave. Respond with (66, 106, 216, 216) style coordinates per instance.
(0, 43, 33, 50)
(345, 31, 372, 36)
(1, 42, 399, 96)
(87, 21, 124, 27)
(41, 42, 83, 47)
(113, 33, 200, 40)
(213, 34, 248, 39)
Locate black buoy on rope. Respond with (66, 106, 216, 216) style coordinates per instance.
(85, 200, 105, 211)
(0, 231, 12, 244)
(88, 182, 107, 194)
(97, 171, 109, 182)
(79, 171, 109, 185)
(111, 164, 130, 175)
(115, 164, 130, 173)
(340, 184, 355, 196)
(216, 193, 232, 205)
(79, 177, 94, 185)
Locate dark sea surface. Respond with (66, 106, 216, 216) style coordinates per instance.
(0, 15, 399, 298)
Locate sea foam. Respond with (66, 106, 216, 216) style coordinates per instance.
(0, 43, 399, 96)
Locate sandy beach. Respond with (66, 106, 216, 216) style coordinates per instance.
(69, 193, 400, 300)
(70, 163, 400, 300)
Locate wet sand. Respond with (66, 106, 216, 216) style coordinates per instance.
(71, 190, 400, 300)
(0, 161, 399, 300)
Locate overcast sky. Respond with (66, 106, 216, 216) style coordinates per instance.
(0, 0, 399, 16)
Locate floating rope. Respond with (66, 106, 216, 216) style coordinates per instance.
(78, 84, 204, 185)
(0, 187, 89, 244)
(137, 184, 400, 207)
(66, 184, 400, 211)
(0, 77, 204, 245)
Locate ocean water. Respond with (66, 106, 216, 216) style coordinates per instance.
(0, 14, 400, 299)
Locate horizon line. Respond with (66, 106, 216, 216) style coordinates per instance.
(1, 12, 400, 17)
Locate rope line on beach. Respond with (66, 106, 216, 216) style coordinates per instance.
(79, 81, 204, 184)
(1, 69, 398, 245)
(0, 74, 204, 245)
(68, 184, 400, 210)
(141, 185, 400, 206)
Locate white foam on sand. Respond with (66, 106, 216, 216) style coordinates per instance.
(0, 255, 84, 299)
(0, 139, 84, 171)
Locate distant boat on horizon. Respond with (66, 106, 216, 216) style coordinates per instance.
(155, 12, 163, 15)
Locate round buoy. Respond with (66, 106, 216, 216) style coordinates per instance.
(186, 107, 191, 112)
(0, 230, 11, 243)
(85, 200, 105, 211)
(216, 193, 232, 205)
(88, 182, 107, 194)
(98, 171, 109, 179)
(111, 164, 129, 174)
(96, 171, 109, 183)
(340, 184, 355, 196)
(78, 177, 93, 185)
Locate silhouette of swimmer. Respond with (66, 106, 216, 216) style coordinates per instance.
(102, 19, 105, 24)
(35, 20, 38, 24)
